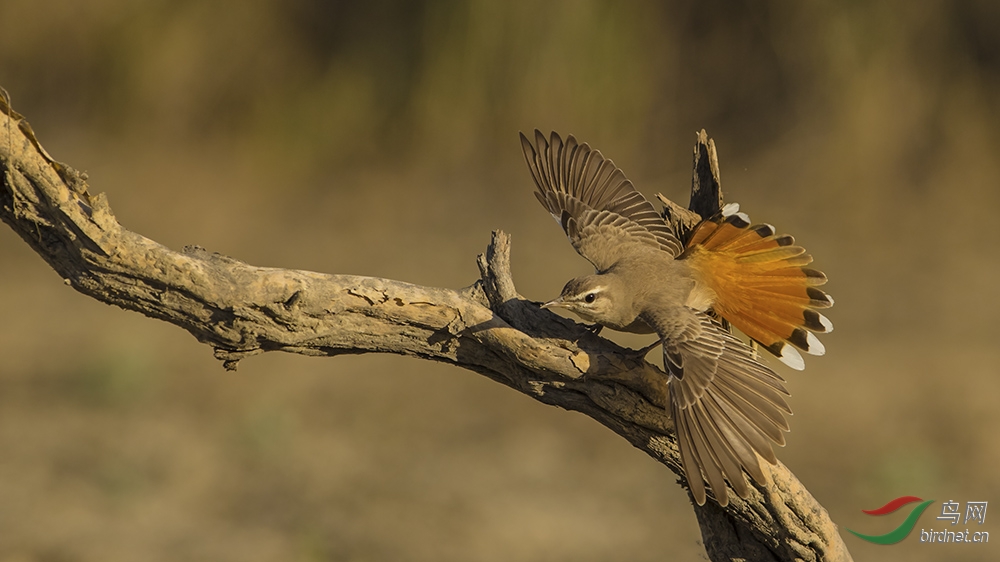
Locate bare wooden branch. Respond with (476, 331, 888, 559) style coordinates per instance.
(689, 128, 726, 218)
(0, 90, 851, 562)
(658, 129, 724, 242)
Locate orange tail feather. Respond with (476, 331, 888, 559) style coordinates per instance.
(683, 206, 833, 370)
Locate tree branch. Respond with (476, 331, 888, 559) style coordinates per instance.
(0, 91, 851, 562)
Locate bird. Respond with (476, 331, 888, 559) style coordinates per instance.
(519, 130, 833, 506)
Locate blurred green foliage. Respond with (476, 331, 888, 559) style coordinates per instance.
(3, 1, 995, 176)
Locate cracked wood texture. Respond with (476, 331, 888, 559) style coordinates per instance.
(0, 90, 850, 562)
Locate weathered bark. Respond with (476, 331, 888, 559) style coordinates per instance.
(0, 88, 851, 562)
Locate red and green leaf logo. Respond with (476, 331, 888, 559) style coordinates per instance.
(848, 496, 935, 545)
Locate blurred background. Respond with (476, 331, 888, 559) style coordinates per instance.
(1, 1, 998, 560)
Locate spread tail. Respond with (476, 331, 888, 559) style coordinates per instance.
(683, 204, 833, 370)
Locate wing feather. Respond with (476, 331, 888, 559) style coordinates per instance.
(656, 309, 791, 506)
(520, 130, 682, 270)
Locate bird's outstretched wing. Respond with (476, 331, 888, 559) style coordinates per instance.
(520, 130, 683, 271)
(655, 308, 791, 506)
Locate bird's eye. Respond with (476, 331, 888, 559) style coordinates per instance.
(584, 293, 596, 303)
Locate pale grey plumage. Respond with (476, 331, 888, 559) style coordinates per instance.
(522, 130, 791, 506)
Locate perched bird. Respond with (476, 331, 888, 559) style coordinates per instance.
(520, 130, 833, 506)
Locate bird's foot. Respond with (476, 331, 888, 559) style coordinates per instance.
(571, 322, 604, 344)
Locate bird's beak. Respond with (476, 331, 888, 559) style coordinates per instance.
(540, 297, 565, 310)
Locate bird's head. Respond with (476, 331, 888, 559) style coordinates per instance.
(541, 275, 618, 325)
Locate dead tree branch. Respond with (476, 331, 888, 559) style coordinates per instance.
(0, 89, 850, 562)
